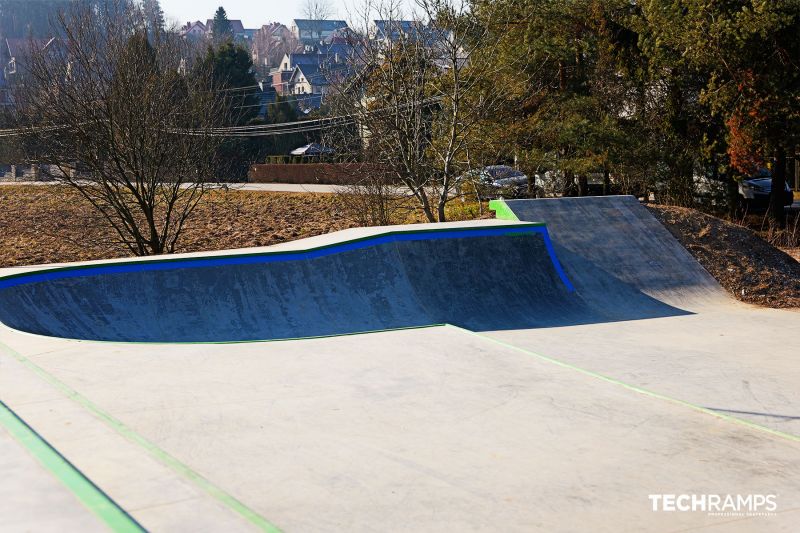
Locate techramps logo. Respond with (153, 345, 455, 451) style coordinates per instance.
(648, 494, 778, 517)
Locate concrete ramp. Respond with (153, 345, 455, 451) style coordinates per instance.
(493, 196, 729, 311)
(0, 222, 593, 343)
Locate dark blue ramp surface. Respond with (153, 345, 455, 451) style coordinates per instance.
(0, 224, 593, 343)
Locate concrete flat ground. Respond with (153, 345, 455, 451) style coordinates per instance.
(486, 306, 800, 436)
(1, 325, 798, 532)
(0, 422, 106, 532)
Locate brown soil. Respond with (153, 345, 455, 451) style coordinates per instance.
(0, 186, 487, 267)
(648, 204, 800, 308)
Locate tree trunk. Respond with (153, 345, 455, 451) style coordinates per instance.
(726, 176, 739, 219)
(769, 147, 787, 228)
(577, 174, 588, 196)
(563, 170, 575, 197)
(437, 199, 446, 223)
(602, 168, 610, 195)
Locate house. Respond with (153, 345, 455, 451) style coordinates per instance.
(371, 20, 418, 42)
(180, 20, 207, 39)
(0, 69, 10, 107)
(289, 63, 325, 95)
(252, 23, 295, 71)
(206, 18, 251, 42)
(270, 53, 322, 95)
(4, 38, 57, 83)
(291, 19, 349, 47)
(254, 84, 278, 118)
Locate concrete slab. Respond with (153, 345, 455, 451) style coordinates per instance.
(1, 326, 799, 531)
(483, 307, 800, 436)
(0, 337, 264, 532)
(0, 423, 106, 533)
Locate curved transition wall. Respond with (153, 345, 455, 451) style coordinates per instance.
(0, 224, 596, 343)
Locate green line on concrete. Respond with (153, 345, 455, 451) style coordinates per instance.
(0, 399, 145, 532)
(0, 341, 282, 533)
(488, 199, 520, 221)
(448, 325, 800, 444)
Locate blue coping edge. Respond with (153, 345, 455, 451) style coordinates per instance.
(0, 225, 575, 293)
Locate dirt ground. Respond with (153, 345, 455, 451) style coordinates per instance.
(648, 205, 800, 308)
(0, 186, 486, 267)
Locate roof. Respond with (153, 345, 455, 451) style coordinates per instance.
(289, 53, 322, 67)
(293, 61, 350, 87)
(292, 63, 324, 85)
(182, 21, 206, 30)
(206, 19, 246, 34)
(6, 38, 54, 60)
(373, 20, 417, 40)
(317, 42, 352, 59)
(292, 19, 349, 33)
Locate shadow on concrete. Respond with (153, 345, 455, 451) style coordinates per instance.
(705, 407, 800, 422)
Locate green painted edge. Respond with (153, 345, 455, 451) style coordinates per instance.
(0, 222, 542, 284)
(0, 340, 283, 533)
(447, 325, 800, 444)
(488, 199, 520, 221)
(0, 399, 145, 532)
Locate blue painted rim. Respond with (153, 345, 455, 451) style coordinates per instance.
(0, 224, 575, 292)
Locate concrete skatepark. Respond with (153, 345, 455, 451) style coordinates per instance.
(0, 195, 797, 531)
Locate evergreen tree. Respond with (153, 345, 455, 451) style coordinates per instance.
(211, 6, 233, 45)
(197, 42, 258, 179)
(141, 0, 165, 36)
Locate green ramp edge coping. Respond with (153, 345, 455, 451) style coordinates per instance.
(0, 399, 145, 532)
(488, 199, 520, 221)
(0, 340, 283, 533)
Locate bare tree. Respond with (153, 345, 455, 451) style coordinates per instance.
(302, 0, 335, 21)
(302, 0, 336, 43)
(252, 23, 298, 73)
(11, 1, 228, 256)
(325, 0, 532, 222)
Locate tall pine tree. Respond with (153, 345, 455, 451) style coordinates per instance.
(211, 6, 233, 45)
(141, 0, 165, 36)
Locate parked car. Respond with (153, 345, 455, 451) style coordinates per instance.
(738, 171, 794, 208)
(463, 165, 531, 198)
(289, 143, 335, 157)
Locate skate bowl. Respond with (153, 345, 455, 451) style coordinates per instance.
(0, 222, 587, 343)
(0, 209, 697, 343)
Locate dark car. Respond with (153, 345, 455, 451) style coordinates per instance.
(463, 165, 531, 198)
(738, 173, 793, 208)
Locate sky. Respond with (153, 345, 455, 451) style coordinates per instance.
(160, 0, 353, 28)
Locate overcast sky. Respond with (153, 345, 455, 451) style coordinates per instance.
(160, 0, 354, 28)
